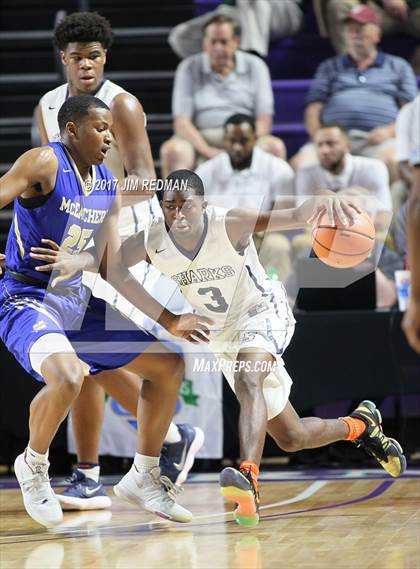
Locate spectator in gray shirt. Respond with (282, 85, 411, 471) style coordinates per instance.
(160, 14, 285, 178)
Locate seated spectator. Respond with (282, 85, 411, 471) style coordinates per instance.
(196, 113, 294, 209)
(169, 0, 303, 59)
(196, 113, 295, 281)
(160, 14, 286, 178)
(322, 1, 420, 72)
(294, 5, 418, 183)
(295, 125, 393, 228)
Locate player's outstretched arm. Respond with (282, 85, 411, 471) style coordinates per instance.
(0, 147, 57, 209)
(120, 231, 149, 267)
(94, 193, 213, 343)
(225, 195, 361, 243)
(28, 230, 149, 286)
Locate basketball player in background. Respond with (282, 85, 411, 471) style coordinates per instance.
(401, 94, 420, 353)
(0, 98, 214, 527)
(34, 170, 407, 528)
(36, 11, 204, 509)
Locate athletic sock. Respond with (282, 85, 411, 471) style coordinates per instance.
(134, 453, 160, 474)
(26, 445, 49, 467)
(77, 463, 100, 483)
(339, 417, 367, 441)
(164, 423, 182, 444)
(240, 460, 259, 490)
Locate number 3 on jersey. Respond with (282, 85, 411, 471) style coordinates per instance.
(198, 286, 228, 313)
(61, 224, 93, 253)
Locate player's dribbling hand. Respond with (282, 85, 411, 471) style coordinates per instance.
(166, 313, 214, 343)
(402, 299, 420, 354)
(29, 239, 85, 287)
(298, 195, 362, 227)
(0, 253, 5, 276)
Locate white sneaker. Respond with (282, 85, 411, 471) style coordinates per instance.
(14, 451, 63, 527)
(113, 465, 192, 523)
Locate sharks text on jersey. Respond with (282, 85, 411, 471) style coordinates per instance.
(171, 266, 235, 287)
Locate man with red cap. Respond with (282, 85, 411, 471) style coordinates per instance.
(325, 2, 420, 68)
(294, 3, 417, 190)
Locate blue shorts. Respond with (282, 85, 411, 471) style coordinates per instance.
(0, 275, 158, 382)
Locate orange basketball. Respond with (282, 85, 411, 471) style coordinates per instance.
(311, 211, 375, 268)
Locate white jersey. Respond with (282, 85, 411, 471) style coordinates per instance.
(145, 206, 294, 334)
(39, 79, 156, 236)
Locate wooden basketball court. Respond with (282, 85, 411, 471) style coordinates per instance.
(1, 469, 419, 569)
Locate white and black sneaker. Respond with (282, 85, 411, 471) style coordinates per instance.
(14, 451, 63, 527)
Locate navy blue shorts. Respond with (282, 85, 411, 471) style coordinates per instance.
(0, 275, 158, 382)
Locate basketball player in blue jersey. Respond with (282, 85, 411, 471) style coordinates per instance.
(39, 169, 407, 527)
(35, 11, 204, 507)
(0, 98, 212, 527)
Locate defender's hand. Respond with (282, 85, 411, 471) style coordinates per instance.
(165, 313, 214, 343)
(29, 239, 86, 287)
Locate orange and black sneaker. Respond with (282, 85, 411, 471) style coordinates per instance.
(350, 400, 406, 477)
(220, 466, 260, 527)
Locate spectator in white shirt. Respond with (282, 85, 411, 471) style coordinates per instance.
(196, 113, 295, 210)
(196, 113, 295, 281)
(296, 124, 393, 227)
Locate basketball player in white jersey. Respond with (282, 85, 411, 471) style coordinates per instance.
(34, 170, 407, 527)
(36, 12, 203, 509)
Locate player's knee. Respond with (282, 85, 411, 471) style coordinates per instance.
(277, 427, 306, 452)
(58, 366, 84, 399)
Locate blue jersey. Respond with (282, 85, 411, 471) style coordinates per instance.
(5, 142, 117, 288)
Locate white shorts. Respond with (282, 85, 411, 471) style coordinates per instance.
(208, 300, 295, 420)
